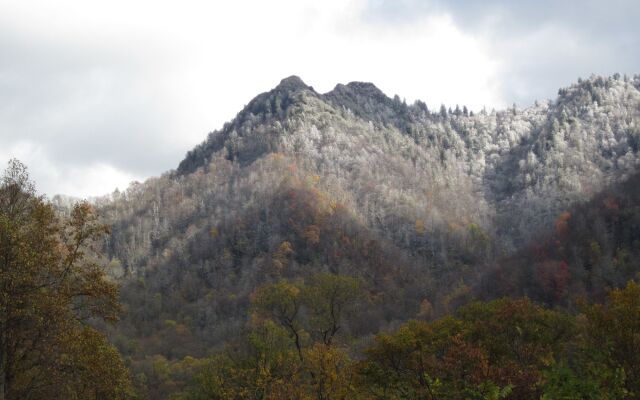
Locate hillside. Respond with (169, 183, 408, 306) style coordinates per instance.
(482, 170, 640, 305)
(91, 74, 640, 398)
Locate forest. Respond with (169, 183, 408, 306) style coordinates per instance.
(2, 74, 640, 399)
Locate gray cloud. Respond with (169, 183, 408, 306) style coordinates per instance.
(363, 0, 640, 40)
(0, 26, 183, 174)
(0, 17, 205, 196)
(363, 0, 640, 105)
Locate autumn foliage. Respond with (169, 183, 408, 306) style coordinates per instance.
(0, 160, 132, 400)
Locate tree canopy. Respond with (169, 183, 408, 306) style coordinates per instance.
(0, 159, 132, 400)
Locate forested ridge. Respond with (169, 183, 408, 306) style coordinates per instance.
(3, 73, 640, 398)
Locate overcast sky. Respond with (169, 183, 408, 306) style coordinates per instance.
(1, 0, 639, 198)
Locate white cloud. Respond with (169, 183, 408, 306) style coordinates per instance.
(362, 0, 640, 105)
(0, 140, 141, 198)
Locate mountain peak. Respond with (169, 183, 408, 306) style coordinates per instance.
(275, 75, 310, 92)
(177, 76, 313, 174)
(325, 81, 392, 108)
(323, 80, 410, 131)
(326, 81, 386, 98)
(346, 81, 386, 97)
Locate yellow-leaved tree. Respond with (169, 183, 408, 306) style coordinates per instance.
(0, 159, 133, 400)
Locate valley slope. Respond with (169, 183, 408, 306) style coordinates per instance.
(90, 74, 640, 396)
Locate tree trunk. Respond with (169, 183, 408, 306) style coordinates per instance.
(0, 321, 5, 400)
(0, 360, 5, 400)
(0, 318, 10, 400)
(0, 360, 5, 399)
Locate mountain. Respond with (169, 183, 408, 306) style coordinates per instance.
(92, 74, 640, 396)
(176, 74, 640, 248)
